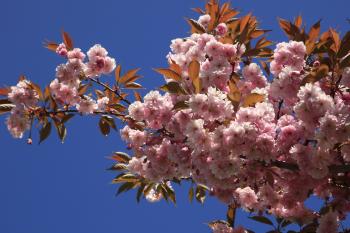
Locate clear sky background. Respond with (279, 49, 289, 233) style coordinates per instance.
(0, 0, 349, 233)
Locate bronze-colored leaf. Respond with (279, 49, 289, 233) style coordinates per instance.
(188, 186, 194, 203)
(120, 68, 140, 84)
(240, 13, 251, 33)
(242, 93, 265, 107)
(188, 60, 200, 81)
(54, 121, 67, 143)
(124, 82, 142, 89)
(134, 91, 142, 102)
(0, 87, 10, 96)
(330, 28, 341, 53)
(169, 61, 182, 75)
(111, 152, 131, 163)
(294, 15, 302, 28)
(192, 7, 205, 14)
(99, 117, 110, 136)
(259, 60, 270, 76)
(39, 122, 51, 144)
(44, 41, 59, 52)
(62, 31, 73, 50)
(250, 29, 271, 39)
(308, 20, 321, 42)
(154, 68, 182, 82)
(115, 64, 121, 83)
(0, 99, 11, 105)
(301, 64, 329, 85)
(160, 82, 186, 94)
(187, 18, 206, 34)
(173, 100, 189, 110)
(0, 104, 15, 115)
(78, 83, 90, 95)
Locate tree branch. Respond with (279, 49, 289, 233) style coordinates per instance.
(88, 77, 131, 105)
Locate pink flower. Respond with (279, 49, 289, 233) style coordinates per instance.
(85, 44, 116, 77)
(235, 187, 258, 210)
(198, 14, 211, 27)
(8, 80, 39, 107)
(216, 23, 228, 36)
(56, 43, 67, 56)
(67, 48, 86, 61)
(6, 106, 30, 138)
(76, 96, 98, 114)
(97, 96, 109, 111)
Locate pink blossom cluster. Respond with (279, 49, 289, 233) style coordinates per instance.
(167, 30, 245, 91)
(6, 80, 39, 138)
(120, 34, 350, 230)
(50, 44, 113, 114)
(6, 44, 115, 137)
(209, 222, 247, 233)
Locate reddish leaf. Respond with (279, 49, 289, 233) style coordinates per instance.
(62, 31, 73, 50)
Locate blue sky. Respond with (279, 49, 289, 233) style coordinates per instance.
(0, 0, 349, 233)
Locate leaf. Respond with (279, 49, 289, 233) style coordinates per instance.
(124, 82, 142, 89)
(78, 83, 90, 95)
(226, 205, 236, 226)
(115, 65, 121, 83)
(188, 186, 194, 203)
(294, 15, 302, 28)
(120, 68, 140, 84)
(0, 104, 15, 115)
(54, 122, 67, 143)
(242, 93, 265, 107)
(308, 19, 321, 42)
(249, 216, 274, 226)
(101, 115, 117, 130)
(134, 91, 142, 102)
(136, 183, 146, 202)
(173, 101, 189, 110)
(29, 82, 43, 101)
(39, 122, 52, 144)
(116, 182, 137, 196)
(301, 64, 329, 85)
(44, 41, 59, 52)
(112, 173, 139, 183)
(240, 13, 251, 33)
(259, 60, 270, 76)
(154, 68, 182, 82)
(330, 28, 341, 53)
(195, 185, 206, 204)
(62, 31, 73, 50)
(187, 18, 206, 34)
(250, 29, 271, 39)
(188, 60, 201, 94)
(0, 99, 11, 105)
(188, 60, 200, 81)
(160, 82, 186, 94)
(107, 163, 127, 171)
(111, 152, 131, 163)
(99, 117, 110, 136)
(0, 87, 10, 96)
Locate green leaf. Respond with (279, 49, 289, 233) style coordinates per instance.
(39, 122, 52, 144)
